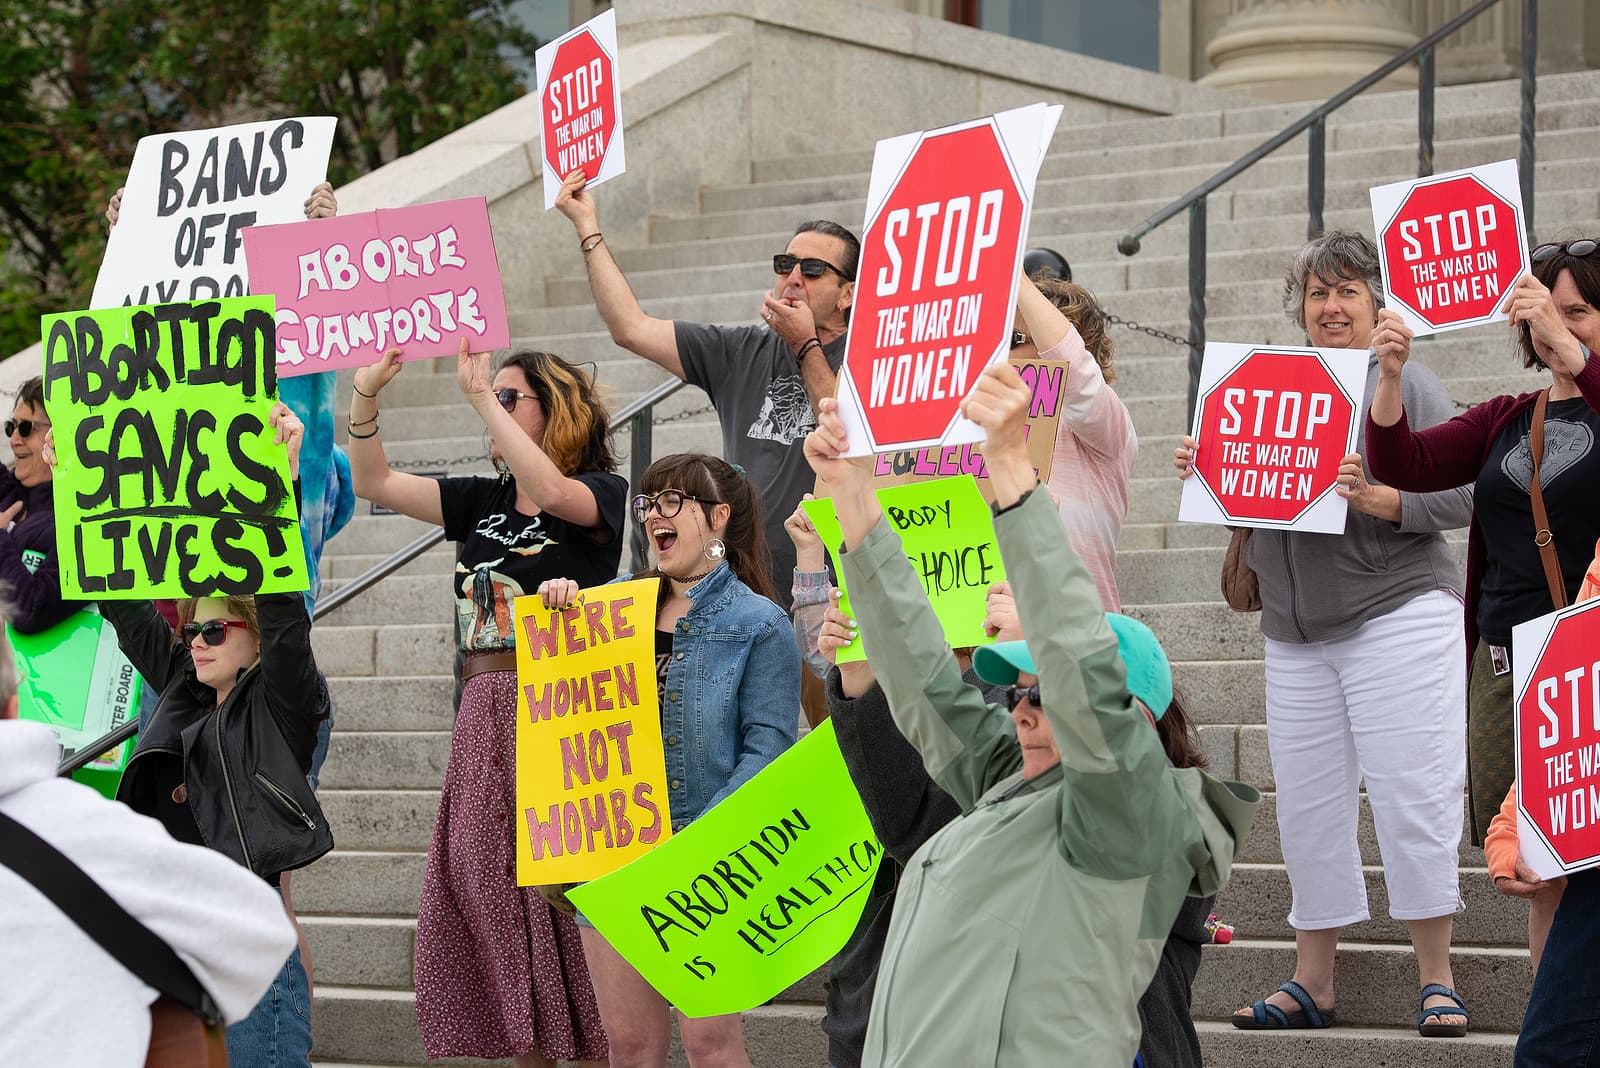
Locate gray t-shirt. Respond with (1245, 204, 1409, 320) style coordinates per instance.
(675, 320, 846, 608)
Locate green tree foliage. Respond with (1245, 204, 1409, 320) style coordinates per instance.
(0, 0, 538, 357)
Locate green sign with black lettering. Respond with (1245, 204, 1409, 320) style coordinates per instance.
(39, 297, 308, 598)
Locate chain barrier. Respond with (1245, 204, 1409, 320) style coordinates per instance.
(1100, 308, 1191, 349)
(647, 399, 717, 424)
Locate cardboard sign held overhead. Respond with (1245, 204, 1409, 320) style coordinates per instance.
(92, 118, 337, 310)
(803, 475, 1003, 663)
(1371, 159, 1530, 337)
(514, 579, 672, 885)
(1514, 597, 1600, 880)
(568, 721, 882, 1018)
(869, 358, 1065, 497)
(40, 296, 309, 598)
(836, 103, 1061, 456)
(537, 8, 626, 209)
(242, 197, 511, 375)
(1179, 343, 1366, 535)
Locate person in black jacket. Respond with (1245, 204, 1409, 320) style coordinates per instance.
(94, 401, 329, 1068)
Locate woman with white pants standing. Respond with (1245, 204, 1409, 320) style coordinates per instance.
(1175, 231, 1475, 1036)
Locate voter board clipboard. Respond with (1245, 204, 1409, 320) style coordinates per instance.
(8, 608, 143, 799)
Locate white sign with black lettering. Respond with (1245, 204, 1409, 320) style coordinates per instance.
(92, 117, 337, 309)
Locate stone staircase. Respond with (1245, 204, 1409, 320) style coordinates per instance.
(301, 71, 1600, 1066)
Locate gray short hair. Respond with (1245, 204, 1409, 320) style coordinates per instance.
(1282, 230, 1387, 330)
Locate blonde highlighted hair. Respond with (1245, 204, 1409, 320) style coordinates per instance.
(498, 351, 618, 476)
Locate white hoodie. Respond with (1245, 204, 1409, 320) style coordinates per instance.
(0, 720, 296, 1067)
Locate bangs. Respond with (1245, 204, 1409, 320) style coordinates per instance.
(640, 454, 721, 501)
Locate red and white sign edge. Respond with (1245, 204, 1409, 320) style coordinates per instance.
(536, 7, 625, 210)
(1368, 158, 1528, 338)
(1177, 341, 1367, 534)
(834, 102, 1062, 457)
(1514, 596, 1600, 880)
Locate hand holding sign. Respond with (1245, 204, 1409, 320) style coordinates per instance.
(268, 402, 305, 482)
(1503, 274, 1590, 376)
(804, 398, 874, 494)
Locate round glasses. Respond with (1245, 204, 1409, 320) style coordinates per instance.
(181, 619, 251, 649)
(632, 489, 719, 525)
(1532, 240, 1599, 264)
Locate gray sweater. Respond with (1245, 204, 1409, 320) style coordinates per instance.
(1247, 355, 1472, 644)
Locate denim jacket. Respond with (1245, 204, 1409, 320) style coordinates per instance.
(620, 563, 800, 829)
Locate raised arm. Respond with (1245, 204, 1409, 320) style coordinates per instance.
(345, 349, 445, 526)
(98, 600, 185, 697)
(554, 170, 683, 377)
(256, 591, 328, 744)
(1016, 274, 1134, 461)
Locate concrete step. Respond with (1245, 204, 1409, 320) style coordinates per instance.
(1239, 790, 1484, 868)
(1193, 1019, 1516, 1066)
(1216, 862, 1520, 947)
(311, 622, 453, 679)
(317, 730, 451, 791)
(326, 676, 456, 731)
(1192, 937, 1528, 1033)
(296, 851, 425, 918)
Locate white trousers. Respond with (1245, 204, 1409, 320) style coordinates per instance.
(1264, 589, 1466, 929)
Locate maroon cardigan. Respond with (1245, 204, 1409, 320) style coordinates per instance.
(1365, 356, 1600, 655)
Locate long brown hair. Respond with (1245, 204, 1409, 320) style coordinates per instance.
(1032, 277, 1116, 384)
(498, 350, 617, 475)
(635, 453, 778, 604)
(1156, 687, 1208, 770)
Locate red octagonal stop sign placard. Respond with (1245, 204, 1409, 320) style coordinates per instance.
(1180, 344, 1364, 533)
(837, 106, 1060, 454)
(537, 9, 625, 209)
(1515, 597, 1600, 879)
(1371, 160, 1528, 337)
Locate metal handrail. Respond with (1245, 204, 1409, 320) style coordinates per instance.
(58, 375, 688, 777)
(1116, 0, 1537, 420)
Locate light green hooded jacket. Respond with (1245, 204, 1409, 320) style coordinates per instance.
(842, 487, 1260, 1067)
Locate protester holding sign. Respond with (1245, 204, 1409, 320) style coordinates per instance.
(555, 169, 856, 607)
(1174, 231, 1474, 1036)
(539, 452, 799, 1068)
(1016, 273, 1137, 610)
(347, 342, 622, 1066)
(1, 378, 74, 635)
(804, 363, 1258, 1066)
(84, 402, 331, 1065)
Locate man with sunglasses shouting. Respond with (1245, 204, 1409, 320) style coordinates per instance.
(555, 168, 858, 607)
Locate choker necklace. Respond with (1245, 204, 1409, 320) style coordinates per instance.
(666, 565, 717, 585)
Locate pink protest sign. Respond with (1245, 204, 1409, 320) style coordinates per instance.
(242, 196, 510, 375)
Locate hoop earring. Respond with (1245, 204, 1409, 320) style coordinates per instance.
(703, 537, 726, 562)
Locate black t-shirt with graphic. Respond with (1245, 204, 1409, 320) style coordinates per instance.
(1476, 396, 1600, 645)
(437, 471, 629, 653)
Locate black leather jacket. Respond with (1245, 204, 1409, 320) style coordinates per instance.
(105, 593, 332, 880)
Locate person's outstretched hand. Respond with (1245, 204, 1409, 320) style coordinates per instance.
(554, 169, 599, 237)
(106, 188, 124, 228)
(784, 494, 826, 572)
(960, 361, 1035, 504)
(304, 182, 337, 219)
(269, 402, 306, 483)
(353, 347, 405, 400)
(803, 398, 870, 490)
(456, 337, 494, 405)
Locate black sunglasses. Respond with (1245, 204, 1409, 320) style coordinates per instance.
(1004, 684, 1042, 711)
(632, 489, 720, 525)
(773, 254, 852, 281)
(5, 418, 49, 438)
(1009, 331, 1032, 349)
(181, 619, 250, 649)
(495, 387, 536, 412)
(1532, 240, 1599, 264)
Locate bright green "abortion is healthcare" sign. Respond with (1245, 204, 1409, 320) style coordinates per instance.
(569, 720, 882, 1017)
(40, 297, 308, 599)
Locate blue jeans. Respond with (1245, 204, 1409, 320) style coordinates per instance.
(226, 943, 313, 1067)
(306, 704, 333, 792)
(1516, 869, 1600, 1067)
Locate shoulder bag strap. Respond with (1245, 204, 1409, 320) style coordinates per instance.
(0, 810, 220, 1025)
(1529, 388, 1570, 611)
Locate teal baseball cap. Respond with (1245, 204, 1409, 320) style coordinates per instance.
(971, 613, 1173, 719)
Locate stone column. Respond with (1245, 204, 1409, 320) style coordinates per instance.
(1200, 0, 1421, 101)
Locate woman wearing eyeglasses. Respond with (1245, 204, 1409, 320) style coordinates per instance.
(1365, 241, 1600, 1063)
(537, 452, 800, 1068)
(95, 401, 331, 1065)
(346, 340, 618, 1067)
(1, 376, 75, 635)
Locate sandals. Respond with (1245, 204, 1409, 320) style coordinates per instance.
(1232, 980, 1336, 1030)
(1418, 983, 1470, 1038)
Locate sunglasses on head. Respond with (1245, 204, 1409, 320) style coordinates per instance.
(181, 619, 250, 649)
(1532, 240, 1599, 264)
(631, 489, 719, 525)
(495, 387, 536, 413)
(773, 254, 851, 281)
(1004, 684, 1042, 711)
(1009, 331, 1032, 349)
(5, 418, 48, 439)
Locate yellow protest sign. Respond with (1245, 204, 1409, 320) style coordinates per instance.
(514, 579, 672, 885)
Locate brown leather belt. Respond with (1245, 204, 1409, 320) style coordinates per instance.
(461, 651, 518, 681)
